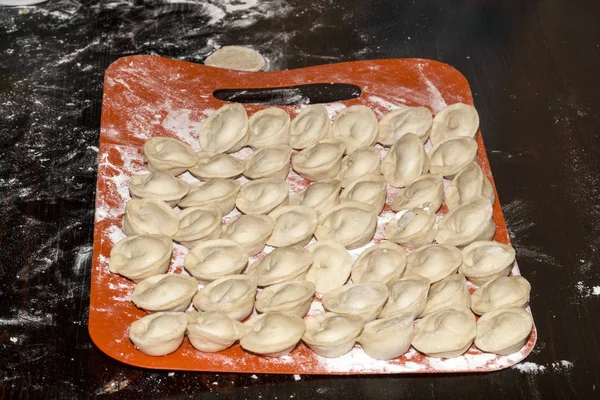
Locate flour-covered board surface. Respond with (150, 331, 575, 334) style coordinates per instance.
(90, 55, 536, 373)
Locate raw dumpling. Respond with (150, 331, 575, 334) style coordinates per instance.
(322, 282, 389, 322)
(351, 241, 407, 286)
(143, 137, 198, 176)
(193, 274, 257, 321)
(172, 207, 221, 248)
(109, 234, 173, 282)
(188, 152, 245, 180)
(131, 273, 198, 313)
(129, 312, 187, 356)
(236, 178, 289, 215)
(390, 174, 444, 212)
(129, 172, 190, 207)
(243, 144, 292, 180)
(178, 179, 240, 216)
(302, 312, 364, 357)
(292, 139, 346, 181)
(428, 137, 478, 179)
(436, 198, 496, 247)
(184, 239, 249, 283)
(247, 246, 313, 287)
(412, 308, 476, 358)
(288, 179, 342, 216)
(381, 133, 429, 188)
(340, 174, 387, 215)
(204, 45, 265, 71)
(289, 104, 331, 149)
(430, 103, 479, 146)
(305, 240, 352, 294)
(185, 311, 244, 352)
(240, 312, 306, 357)
(474, 307, 533, 355)
(421, 273, 470, 317)
(379, 275, 430, 319)
(337, 146, 382, 187)
(122, 198, 179, 237)
(384, 207, 437, 249)
(315, 201, 377, 250)
(332, 105, 378, 154)
(459, 241, 516, 285)
(444, 162, 494, 211)
(267, 205, 318, 247)
(221, 214, 274, 256)
(406, 244, 462, 283)
(198, 103, 248, 153)
(247, 107, 291, 149)
(377, 106, 433, 145)
(358, 314, 414, 360)
(255, 280, 315, 317)
(471, 276, 531, 315)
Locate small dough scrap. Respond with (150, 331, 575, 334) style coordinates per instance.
(406, 244, 462, 284)
(332, 105, 378, 154)
(340, 174, 387, 215)
(240, 313, 306, 357)
(178, 179, 240, 216)
(381, 132, 429, 188)
(459, 241, 515, 286)
(131, 273, 198, 313)
(384, 206, 437, 249)
(337, 146, 382, 187)
(475, 307, 533, 355)
(351, 241, 407, 287)
(143, 137, 199, 176)
(184, 239, 249, 284)
(377, 106, 433, 145)
(430, 103, 479, 146)
(471, 276, 531, 315)
(193, 274, 257, 321)
(255, 280, 315, 317)
(247, 108, 291, 149)
(436, 198, 496, 248)
(185, 311, 244, 352)
(289, 179, 341, 216)
(380, 275, 430, 319)
(428, 137, 478, 179)
(247, 246, 313, 287)
(290, 105, 331, 149)
(172, 207, 222, 248)
(358, 313, 414, 360)
(267, 205, 318, 247)
(236, 178, 289, 215)
(129, 312, 187, 356)
(315, 201, 377, 250)
(412, 308, 476, 358)
(303, 312, 364, 358)
(445, 162, 494, 211)
(306, 240, 352, 294)
(122, 197, 179, 237)
(198, 104, 249, 154)
(204, 46, 266, 72)
(322, 282, 389, 322)
(244, 144, 292, 180)
(292, 138, 346, 181)
(421, 273, 470, 317)
(221, 214, 274, 256)
(129, 172, 190, 207)
(391, 173, 443, 213)
(109, 234, 173, 282)
(189, 152, 245, 180)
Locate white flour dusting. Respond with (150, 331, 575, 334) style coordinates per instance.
(513, 360, 574, 374)
(513, 362, 547, 374)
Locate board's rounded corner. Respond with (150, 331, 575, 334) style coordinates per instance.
(104, 55, 162, 77)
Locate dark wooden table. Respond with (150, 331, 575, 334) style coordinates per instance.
(1, 0, 599, 398)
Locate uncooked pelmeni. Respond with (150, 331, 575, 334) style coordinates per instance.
(406, 244, 462, 283)
(302, 312, 364, 358)
(198, 103, 248, 153)
(421, 273, 470, 317)
(332, 105, 378, 154)
(109, 234, 173, 282)
(430, 103, 480, 146)
(322, 282, 389, 322)
(172, 207, 221, 248)
(337, 146, 382, 187)
(143, 137, 199, 176)
(221, 214, 274, 256)
(471, 276, 531, 315)
(178, 179, 240, 216)
(185, 311, 244, 352)
(412, 307, 476, 358)
(384, 206, 437, 249)
(351, 241, 407, 287)
(315, 201, 377, 250)
(291, 138, 346, 181)
(184, 239, 249, 283)
(357, 313, 415, 360)
(129, 172, 190, 207)
(288, 179, 341, 216)
(428, 137, 478, 179)
(289, 104, 331, 150)
(379, 275, 430, 319)
(122, 197, 179, 237)
(193, 274, 257, 321)
(267, 205, 318, 247)
(436, 197, 496, 248)
(204, 45, 266, 71)
(475, 307, 533, 355)
(131, 273, 198, 313)
(305, 240, 352, 294)
(240, 312, 306, 357)
(236, 178, 289, 215)
(129, 312, 187, 356)
(459, 241, 516, 286)
(390, 173, 444, 213)
(381, 133, 429, 188)
(243, 144, 292, 180)
(255, 280, 315, 317)
(444, 162, 494, 211)
(247, 246, 313, 287)
(188, 152, 245, 180)
(340, 174, 387, 215)
(247, 108, 291, 149)
(377, 106, 433, 145)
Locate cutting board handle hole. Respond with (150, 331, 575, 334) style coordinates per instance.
(213, 83, 361, 106)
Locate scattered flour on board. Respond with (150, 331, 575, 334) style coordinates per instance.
(512, 360, 574, 374)
(575, 281, 600, 297)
